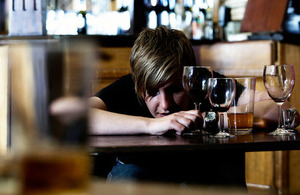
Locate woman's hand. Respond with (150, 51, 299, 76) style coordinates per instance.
(146, 110, 203, 135)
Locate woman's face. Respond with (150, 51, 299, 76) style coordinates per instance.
(144, 78, 190, 118)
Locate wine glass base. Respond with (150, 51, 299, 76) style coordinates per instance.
(210, 131, 235, 138)
(268, 128, 295, 136)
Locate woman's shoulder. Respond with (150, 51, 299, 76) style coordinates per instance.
(117, 74, 134, 85)
(96, 74, 133, 94)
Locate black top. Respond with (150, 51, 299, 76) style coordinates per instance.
(95, 74, 153, 117)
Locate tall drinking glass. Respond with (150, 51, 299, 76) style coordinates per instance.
(263, 64, 295, 136)
(182, 66, 212, 135)
(208, 78, 236, 138)
(9, 40, 96, 194)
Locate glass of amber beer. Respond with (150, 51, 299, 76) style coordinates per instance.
(227, 77, 256, 135)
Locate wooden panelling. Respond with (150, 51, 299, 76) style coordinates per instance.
(94, 41, 275, 95)
(199, 40, 275, 77)
(274, 151, 289, 194)
(98, 47, 131, 72)
(91, 47, 131, 95)
(245, 152, 274, 186)
(289, 150, 300, 194)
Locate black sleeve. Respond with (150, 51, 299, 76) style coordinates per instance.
(94, 74, 152, 117)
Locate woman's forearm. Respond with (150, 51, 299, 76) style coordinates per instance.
(88, 108, 202, 136)
(88, 108, 150, 135)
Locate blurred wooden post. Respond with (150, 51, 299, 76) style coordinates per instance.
(0, 45, 9, 155)
(8, 0, 46, 35)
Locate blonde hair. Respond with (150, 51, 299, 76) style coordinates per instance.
(130, 26, 196, 100)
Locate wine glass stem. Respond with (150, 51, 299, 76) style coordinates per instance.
(194, 102, 201, 111)
(277, 104, 282, 128)
(220, 113, 224, 132)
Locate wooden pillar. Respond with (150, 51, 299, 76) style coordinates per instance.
(0, 45, 9, 155)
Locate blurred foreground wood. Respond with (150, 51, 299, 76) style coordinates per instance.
(89, 179, 247, 195)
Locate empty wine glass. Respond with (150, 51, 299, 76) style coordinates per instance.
(263, 64, 295, 136)
(182, 66, 213, 135)
(208, 78, 236, 138)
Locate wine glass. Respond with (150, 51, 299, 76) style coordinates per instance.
(208, 78, 236, 138)
(263, 64, 295, 136)
(182, 66, 213, 135)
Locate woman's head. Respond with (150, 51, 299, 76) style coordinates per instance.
(130, 25, 196, 100)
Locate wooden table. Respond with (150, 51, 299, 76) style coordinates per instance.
(89, 131, 300, 154)
(88, 130, 300, 187)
